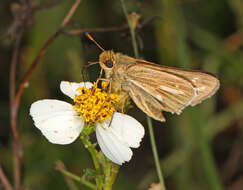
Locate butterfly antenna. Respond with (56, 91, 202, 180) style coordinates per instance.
(85, 32, 105, 52)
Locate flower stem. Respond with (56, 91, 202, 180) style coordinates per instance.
(147, 117, 166, 190)
(80, 134, 103, 190)
(120, 0, 166, 188)
(104, 161, 120, 190)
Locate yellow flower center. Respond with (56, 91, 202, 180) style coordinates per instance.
(73, 83, 120, 123)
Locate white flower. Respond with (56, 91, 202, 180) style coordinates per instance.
(30, 81, 145, 165)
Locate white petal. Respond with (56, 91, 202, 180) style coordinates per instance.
(40, 115, 84, 144)
(96, 112, 145, 165)
(60, 81, 93, 99)
(96, 124, 132, 165)
(30, 99, 84, 144)
(109, 112, 145, 148)
(30, 99, 77, 130)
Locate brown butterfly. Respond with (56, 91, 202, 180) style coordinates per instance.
(87, 34, 220, 122)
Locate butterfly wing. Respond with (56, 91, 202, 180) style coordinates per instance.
(136, 60, 220, 106)
(125, 66, 196, 116)
(127, 83, 167, 121)
(123, 60, 219, 121)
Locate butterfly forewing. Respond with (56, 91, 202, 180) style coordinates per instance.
(135, 59, 220, 106)
(126, 63, 197, 114)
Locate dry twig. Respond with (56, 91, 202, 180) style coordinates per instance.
(64, 16, 156, 35)
(9, 31, 24, 190)
(0, 166, 13, 190)
(220, 130, 243, 184)
(8, 1, 81, 190)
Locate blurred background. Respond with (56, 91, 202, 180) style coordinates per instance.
(1, 0, 243, 189)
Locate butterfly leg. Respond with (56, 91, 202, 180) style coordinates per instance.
(91, 68, 111, 94)
(92, 68, 104, 93)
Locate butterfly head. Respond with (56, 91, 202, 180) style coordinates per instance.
(99, 50, 116, 73)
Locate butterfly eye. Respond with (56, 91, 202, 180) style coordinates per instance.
(104, 60, 113, 68)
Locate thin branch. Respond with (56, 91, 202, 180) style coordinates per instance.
(61, 0, 81, 28)
(15, 0, 81, 110)
(15, 30, 60, 109)
(64, 16, 156, 35)
(65, 25, 128, 35)
(56, 162, 96, 190)
(9, 31, 24, 190)
(7, 1, 69, 189)
(55, 161, 79, 190)
(0, 165, 13, 190)
(9, 32, 23, 141)
(8, 1, 82, 190)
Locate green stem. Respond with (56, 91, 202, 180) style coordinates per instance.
(167, 0, 190, 68)
(120, 0, 139, 58)
(104, 161, 111, 186)
(81, 134, 103, 190)
(120, 0, 166, 188)
(147, 117, 167, 190)
(166, 0, 223, 189)
(57, 166, 96, 190)
(191, 109, 224, 190)
(104, 161, 120, 190)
